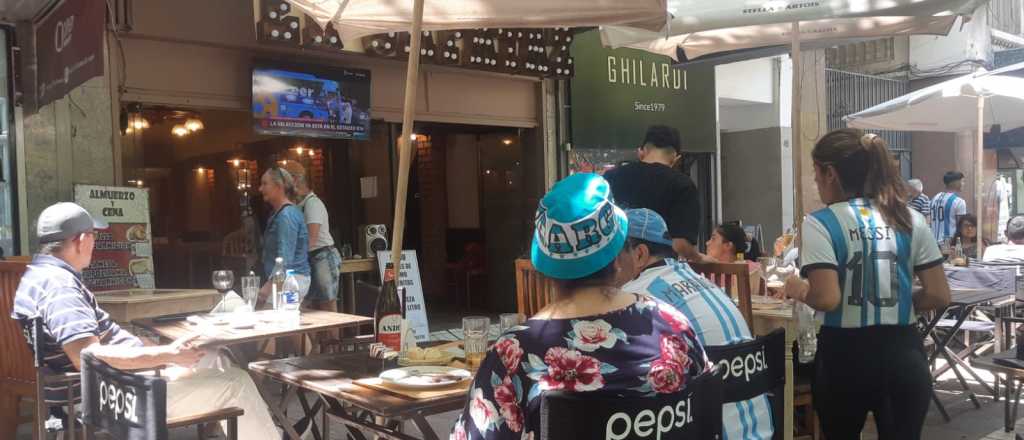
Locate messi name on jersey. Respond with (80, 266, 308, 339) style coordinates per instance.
(848, 225, 895, 242)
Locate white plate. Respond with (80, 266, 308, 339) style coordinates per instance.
(379, 366, 472, 389)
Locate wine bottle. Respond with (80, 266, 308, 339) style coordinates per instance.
(375, 263, 402, 351)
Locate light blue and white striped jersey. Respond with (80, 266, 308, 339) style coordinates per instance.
(801, 199, 943, 328)
(930, 191, 966, 243)
(623, 258, 773, 440)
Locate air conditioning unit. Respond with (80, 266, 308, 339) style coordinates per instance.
(358, 224, 389, 258)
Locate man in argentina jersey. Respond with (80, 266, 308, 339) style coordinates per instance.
(930, 171, 967, 245)
(802, 199, 944, 328)
(622, 209, 773, 440)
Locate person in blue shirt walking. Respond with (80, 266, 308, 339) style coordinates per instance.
(784, 129, 951, 440)
(622, 208, 773, 440)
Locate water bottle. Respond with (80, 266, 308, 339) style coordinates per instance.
(281, 270, 301, 326)
(796, 302, 818, 364)
(270, 257, 286, 312)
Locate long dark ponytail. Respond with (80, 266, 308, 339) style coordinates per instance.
(812, 128, 912, 233)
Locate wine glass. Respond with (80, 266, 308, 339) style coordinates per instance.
(212, 270, 235, 295)
(757, 257, 778, 293)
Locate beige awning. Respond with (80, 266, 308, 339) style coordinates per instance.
(610, 15, 959, 61)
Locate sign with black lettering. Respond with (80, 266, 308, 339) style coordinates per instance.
(74, 185, 155, 291)
(376, 250, 429, 342)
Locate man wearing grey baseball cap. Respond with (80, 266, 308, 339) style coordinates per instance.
(10, 202, 279, 439)
(983, 215, 1024, 263)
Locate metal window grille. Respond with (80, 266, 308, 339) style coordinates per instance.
(990, 0, 1024, 36)
(826, 68, 912, 177)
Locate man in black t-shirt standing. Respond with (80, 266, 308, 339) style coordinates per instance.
(604, 125, 705, 261)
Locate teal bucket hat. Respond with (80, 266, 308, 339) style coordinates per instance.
(531, 173, 628, 280)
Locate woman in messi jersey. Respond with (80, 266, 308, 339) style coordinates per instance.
(784, 129, 951, 440)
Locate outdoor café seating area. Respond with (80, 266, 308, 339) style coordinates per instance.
(2, 248, 1024, 440)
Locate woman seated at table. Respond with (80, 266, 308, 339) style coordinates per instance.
(706, 223, 762, 296)
(948, 214, 987, 260)
(451, 174, 709, 440)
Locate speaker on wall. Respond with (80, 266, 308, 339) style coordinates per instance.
(358, 224, 389, 258)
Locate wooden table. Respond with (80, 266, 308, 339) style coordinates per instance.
(250, 352, 466, 440)
(133, 310, 373, 348)
(96, 289, 221, 323)
(752, 304, 797, 440)
(135, 310, 374, 440)
(340, 258, 377, 315)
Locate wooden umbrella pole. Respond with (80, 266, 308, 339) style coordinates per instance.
(390, 0, 426, 268)
(791, 21, 804, 244)
(976, 95, 985, 258)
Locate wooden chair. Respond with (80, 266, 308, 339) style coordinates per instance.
(689, 261, 755, 329)
(514, 259, 556, 317)
(27, 318, 81, 440)
(0, 260, 32, 438)
(81, 352, 244, 440)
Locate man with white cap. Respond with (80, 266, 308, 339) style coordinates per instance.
(10, 202, 279, 439)
(621, 208, 773, 440)
(907, 179, 930, 222)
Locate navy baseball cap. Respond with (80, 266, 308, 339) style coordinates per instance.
(626, 209, 673, 247)
(531, 173, 628, 280)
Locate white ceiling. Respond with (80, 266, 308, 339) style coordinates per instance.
(0, 0, 57, 23)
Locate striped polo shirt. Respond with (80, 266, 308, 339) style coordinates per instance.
(908, 193, 931, 218)
(10, 255, 142, 398)
(801, 199, 944, 328)
(930, 192, 966, 244)
(623, 258, 773, 440)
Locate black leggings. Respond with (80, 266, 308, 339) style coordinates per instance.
(813, 325, 933, 440)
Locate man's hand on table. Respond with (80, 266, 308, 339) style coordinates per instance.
(163, 333, 204, 367)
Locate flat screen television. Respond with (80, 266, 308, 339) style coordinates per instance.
(252, 64, 371, 140)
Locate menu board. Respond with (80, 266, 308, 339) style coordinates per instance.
(74, 185, 154, 291)
(377, 250, 430, 343)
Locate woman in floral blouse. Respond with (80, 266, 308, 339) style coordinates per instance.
(451, 173, 709, 440)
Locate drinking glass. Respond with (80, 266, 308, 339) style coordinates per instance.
(340, 243, 353, 259)
(757, 257, 778, 292)
(241, 273, 260, 310)
(212, 270, 234, 294)
(499, 313, 522, 333)
(463, 316, 490, 369)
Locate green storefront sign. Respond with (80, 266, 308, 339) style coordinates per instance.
(570, 30, 716, 154)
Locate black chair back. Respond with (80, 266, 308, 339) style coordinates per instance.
(704, 328, 786, 403)
(704, 328, 786, 440)
(540, 371, 724, 440)
(80, 352, 169, 440)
